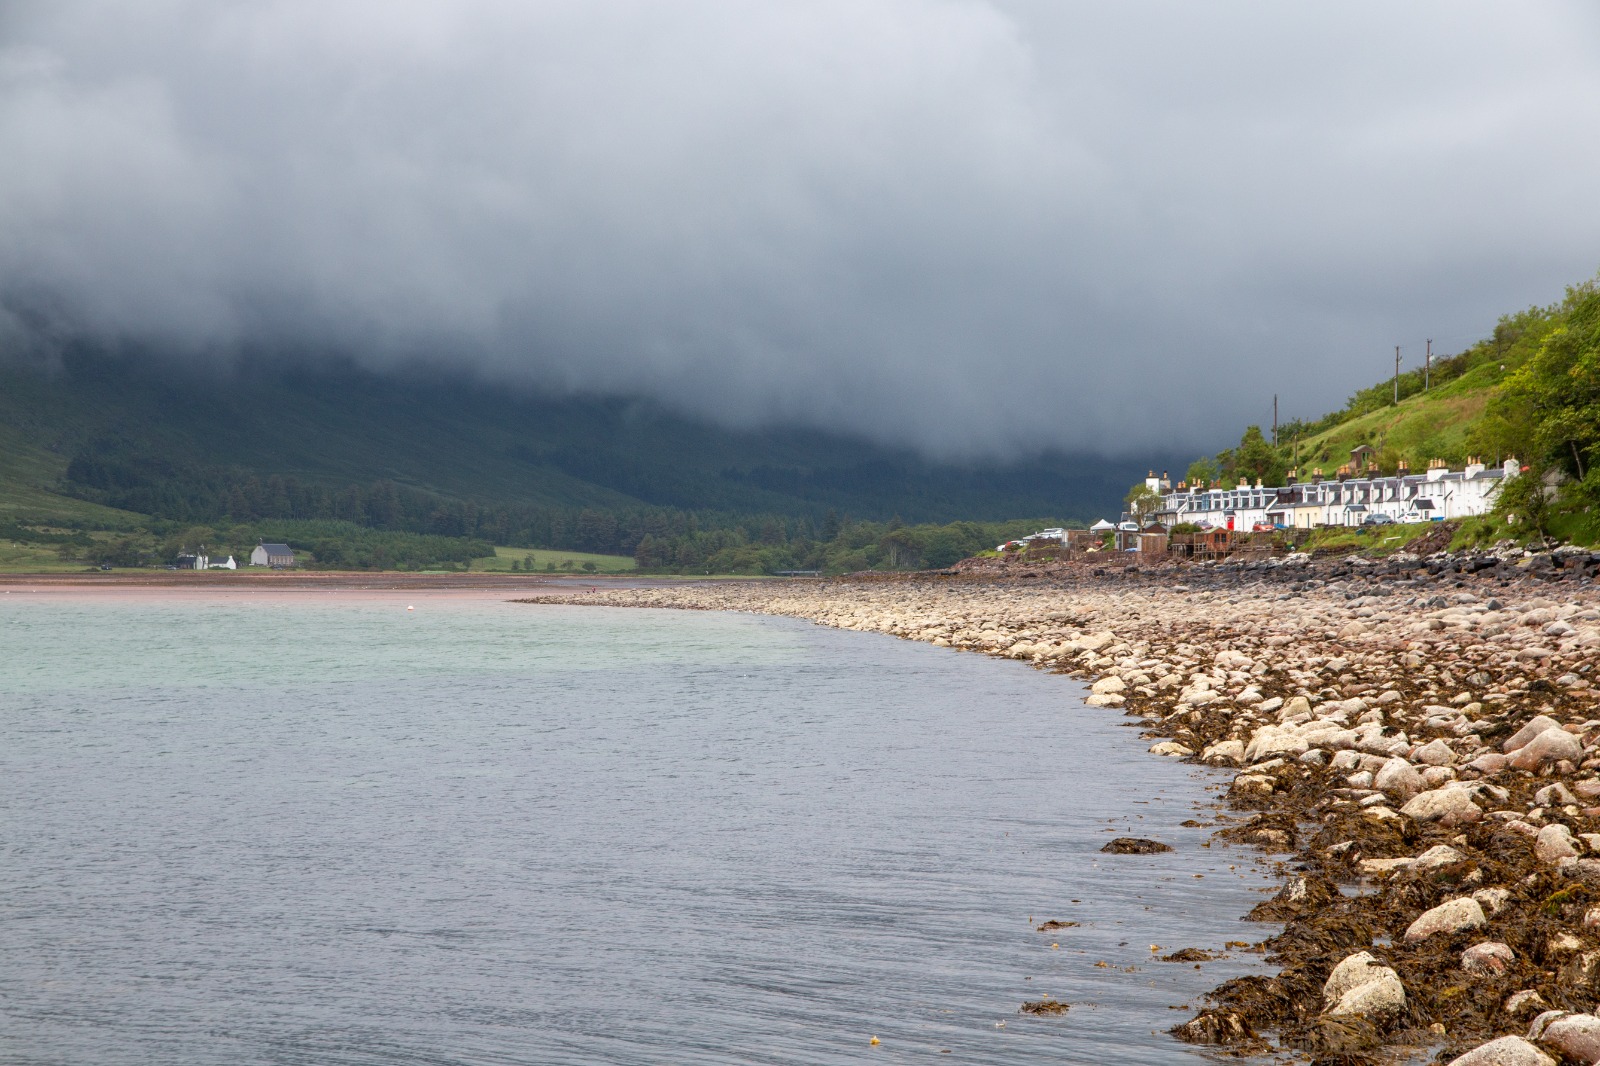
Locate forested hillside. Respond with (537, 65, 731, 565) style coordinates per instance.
(0, 347, 1169, 571)
(1184, 273, 1600, 543)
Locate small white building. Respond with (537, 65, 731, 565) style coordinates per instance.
(249, 543, 295, 567)
(208, 555, 237, 570)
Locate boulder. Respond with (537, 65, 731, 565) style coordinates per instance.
(1149, 741, 1194, 757)
(1401, 786, 1483, 827)
(1468, 753, 1509, 774)
(1508, 728, 1584, 772)
(1412, 844, 1468, 872)
(1504, 715, 1564, 753)
(1244, 726, 1309, 763)
(1404, 897, 1488, 941)
(1537, 1012, 1600, 1063)
(1445, 1036, 1554, 1066)
(1535, 824, 1580, 863)
(1414, 739, 1457, 766)
(1091, 676, 1126, 695)
(1322, 951, 1406, 1019)
(1462, 941, 1514, 976)
(1201, 740, 1245, 766)
(1375, 757, 1425, 800)
(1422, 766, 1458, 789)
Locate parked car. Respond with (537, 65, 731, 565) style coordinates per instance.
(1361, 513, 1396, 527)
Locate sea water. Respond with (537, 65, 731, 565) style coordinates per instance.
(0, 593, 1277, 1065)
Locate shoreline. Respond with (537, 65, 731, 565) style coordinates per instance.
(519, 550, 1600, 1064)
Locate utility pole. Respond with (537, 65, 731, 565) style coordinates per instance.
(1272, 394, 1278, 446)
(1394, 346, 1401, 405)
(1425, 338, 1432, 391)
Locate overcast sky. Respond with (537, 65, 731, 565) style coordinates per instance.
(2, 1, 1598, 458)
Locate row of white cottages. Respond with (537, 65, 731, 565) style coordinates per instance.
(1143, 457, 1519, 531)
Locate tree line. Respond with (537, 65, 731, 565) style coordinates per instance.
(54, 451, 1063, 572)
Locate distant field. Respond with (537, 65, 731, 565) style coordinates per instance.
(472, 546, 637, 573)
(0, 541, 91, 572)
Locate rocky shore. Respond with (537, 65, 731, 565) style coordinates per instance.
(523, 543, 1600, 1065)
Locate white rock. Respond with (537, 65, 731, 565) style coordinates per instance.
(1244, 726, 1309, 763)
(1405, 897, 1488, 941)
(1414, 738, 1456, 766)
(1330, 749, 1361, 771)
(1401, 786, 1483, 827)
(1201, 740, 1245, 765)
(1375, 757, 1424, 800)
(1322, 951, 1406, 1018)
(1090, 676, 1126, 695)
(1535, 824, 1580, 863)
(1445, 1035, 1554, 1066)
(1149, 741, 1193, 757)
(1503, 715, 1564, 753)
(1508, 728, 1583, 771)
(1422, 766, 1458, 788)
(1412, 844, 1467, 871)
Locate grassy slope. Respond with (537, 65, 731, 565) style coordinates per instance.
(0, 423, 147, 524)
(0, 353, 1170, 525)
(1288, 360, 1507, 472)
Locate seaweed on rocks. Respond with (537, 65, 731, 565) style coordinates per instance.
(1246, 873, 1340, 922)
(1100, 837, 1173, 854)
(1019, 998, 1069, 1015)
(1169, 1008, 1262, 1048)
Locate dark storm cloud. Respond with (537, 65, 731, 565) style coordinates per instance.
(2, 1, 1599, 457)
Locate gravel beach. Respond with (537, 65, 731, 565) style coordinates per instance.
(523, 544, 1600, 1064)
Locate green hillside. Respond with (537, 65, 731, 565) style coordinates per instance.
(1195, 272, 1600, 543)
(0, 348, 1173, 572)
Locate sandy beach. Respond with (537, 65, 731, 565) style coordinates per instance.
(522, 546, 1600, 1064)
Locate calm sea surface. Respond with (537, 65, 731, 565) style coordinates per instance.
(0, 592, 1277, 1065)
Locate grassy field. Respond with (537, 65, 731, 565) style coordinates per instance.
(471, 546, 637, 573)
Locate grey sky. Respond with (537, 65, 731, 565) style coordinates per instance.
(2, 1, 1598, 458)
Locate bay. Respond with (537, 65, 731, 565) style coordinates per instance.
(0, 593, 1276, 1064)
